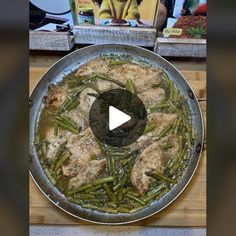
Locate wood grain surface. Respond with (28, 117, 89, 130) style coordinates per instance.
(29, 55, 206, 226)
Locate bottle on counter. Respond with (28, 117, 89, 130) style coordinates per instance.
(79, 8, 95, 25)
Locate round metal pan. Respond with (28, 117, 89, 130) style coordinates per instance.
(29, 44, 204, 224)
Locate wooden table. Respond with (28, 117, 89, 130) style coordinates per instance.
(30, 52, 206, 227)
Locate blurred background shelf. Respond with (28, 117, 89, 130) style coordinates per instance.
(73, 26, 157, 47)
(29, 31, 74, 51)
(154, 38, 206, 58)
(29, 30, 207, 58)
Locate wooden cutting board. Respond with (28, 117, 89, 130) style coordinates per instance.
(29, 59, 206, 226)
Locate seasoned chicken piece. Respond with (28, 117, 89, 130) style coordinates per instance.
(75, 58, 110, 77)
(65, 108, 88, 131)
(131, 134, 179, 195)
(62, 128, 101, 176)
(108, 63, 162, 93)
(43, 84, 68, 112)
(44, 127, 67, 161)
(97, 79, 120, 91)
(136, 112, 178, 149)
(79, 88, 97, 114)
(131, 142, 164, 195)
(158, 134, 180, 160)
(147, 112, 178, 136)
(68, 159, 106, 189)
(138, 88, 166, 108)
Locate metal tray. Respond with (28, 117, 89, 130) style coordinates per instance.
(29, 44, 204, 224)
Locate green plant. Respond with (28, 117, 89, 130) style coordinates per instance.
(186, 22, 206, 38)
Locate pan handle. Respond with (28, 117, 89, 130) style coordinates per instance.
(197, 98, 207, 102)
(196, 96, 207, 148)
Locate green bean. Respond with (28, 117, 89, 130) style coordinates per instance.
(58, 97, 75, 114)
(56, 167, 62, 176)
(146, 183, 166, 197)
(155, 188, 169, 200)
(143, 123, 156, 134)
(110, 60, 128, 66)
(67, 99, 80, 111)
(126, 79, 136, 94)
(69, 198, 83, 205)
(56, 174, 62, 181)
(74, 193, 95, 200)
(160, 143, 174, 150)
(118, 207, 130, 213)
(50, 141, 67, 171)
(126, 193, 145, 206)
(55, 119, 78, 134)
(162, 72, 171, 83)
(81, 204, 98, 210)
(151, 83, 160, 88)
(121, 187, 131, 194)
(105, 155, 112, 174)
(129, 206, 146, 213)
(103, 183, 117, 202)
(44, 168, 56, 185)
(54, 124, 59, 136)
(127, 190, 140, 197)
(56, 115, 77, 129)
(185, 132, 191, 149)
(54, 154, 69, 171)
(39, 139, 49, 156)
(169, 80, 174, 100)
(106, 201, 117, 208)
(115, 149, 139, 161)
(95, 75, 125, 88)
(56, 177, 68, 192)
(143, 184, 167, 203)
(146, 171, 177, 184)
(191, 125, 195, 140)
(110, 156, 118, 185)
(91, 176, 113, 186)
(173, 88, 180, 102)
(89, 191, 106, 196)
(113, 173, 128, 191)
(150, 103, 170, 111)
(168, 100, 180, 113)
(120, 154, 137, 165)
(67, 176, 113, 196)
(82, 204, 118, 214)
(117, 189, 124, 201)
(85, 185, 102, 193)
(169, 150, 186, 175)
(173, 117, 182, 134)
(77, 75, 96, 85)
(167, 138, 183, 169)
(155, 122, 174, 140)
(58, 97, 72, 114)
(169, 161, 182, 175)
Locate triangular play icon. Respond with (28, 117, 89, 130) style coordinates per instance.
(109, 106, 131, 131)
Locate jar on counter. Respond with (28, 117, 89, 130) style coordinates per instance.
(79, 8, 95, 25)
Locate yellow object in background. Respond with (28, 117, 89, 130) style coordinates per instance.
(98, 0, 140, 20)
(75, 0, 160, 26)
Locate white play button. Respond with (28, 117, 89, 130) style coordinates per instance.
(109, 106, 131, 131)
